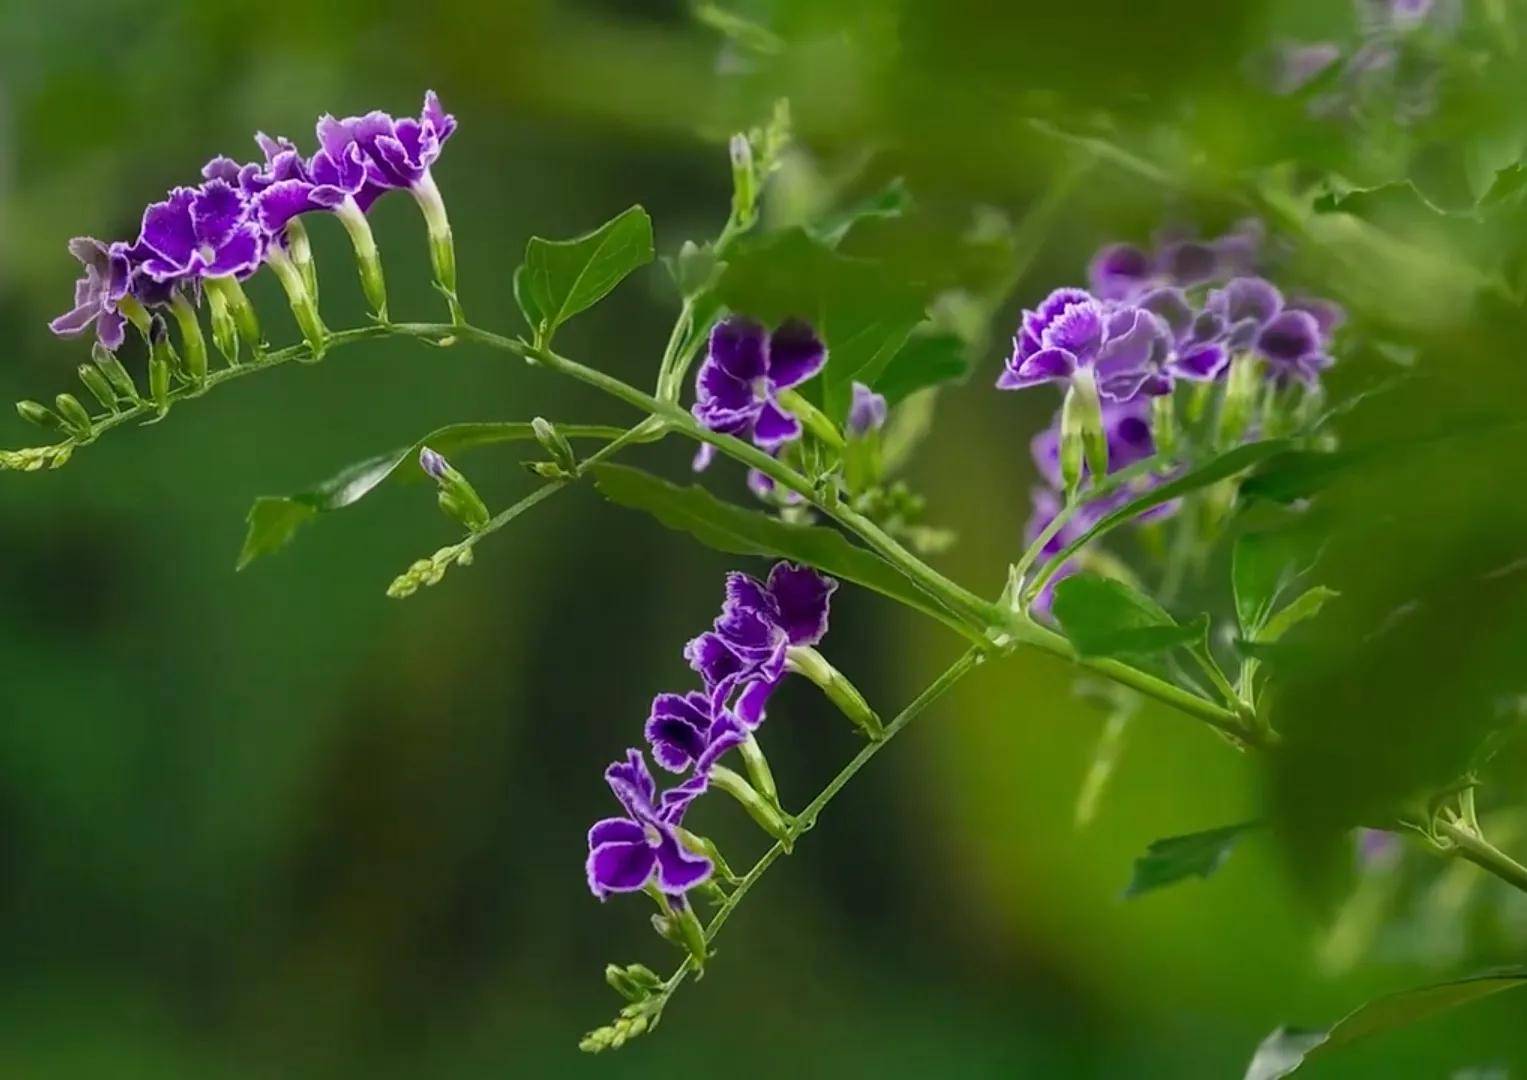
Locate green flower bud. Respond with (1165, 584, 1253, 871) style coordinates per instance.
(420, 447, 491, 532)
(16, 400, 62, 430)
(206, 283, 240, 366)
(92, 344, 140, 403)
(148, 315, 174, 413)
(77, 364, 119, 413)
(206, 277, 262, 361)
(53, 393, 94, 438)
(604, 963, 663, 1002)
(730, 133, 757, 225)
(169, 292, 209, 384)
(532, 417, 578, 474)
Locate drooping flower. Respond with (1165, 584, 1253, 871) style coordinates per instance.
(644, 690, 747, 775)
(684, 563, 837, 727)
(585, 750, 712, 899)
(48, 238, 132, 350)
(1206, 277, 1341, 384)
(133, 181, 263, 283)
(846, 381, 888, 436)
(691, 317, 828, 469)
(997, 288, 1170, 402)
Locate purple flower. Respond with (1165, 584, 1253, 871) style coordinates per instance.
(48, 238, 132, 350)
(684, 563, 837, 727)
(586, 750, 712, 899)
(691, 317, 828, 469)
(1089, 221, 1264, 301)
(846, 381, 887, 436)
(134, 181, 263, 283)
(644, 690, 747, 775)
(1135, 286, 1231, 382)
(419, 446, 450, 479)
(997, 288, 1171, 402)
(323, 90, 457, 202)
(1206, 277, 1340, 384)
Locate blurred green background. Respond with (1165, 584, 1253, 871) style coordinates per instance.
(3, 1, 1526, 1075)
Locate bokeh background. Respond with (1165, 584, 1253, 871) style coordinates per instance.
(3, 1, 1526, 1076)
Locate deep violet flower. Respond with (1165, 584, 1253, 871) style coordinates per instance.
(846, 381, 888, 436)
(134, 181, 263, 283)
(645, 690, 747, 775)
(997, 288, 1169, 402)
(691, 317, 828, 469)
(49, 238, 132, 350)
(684, 563, 837, 727)
(1088, 221, 1263, 301)
(586, 750, 711, 899)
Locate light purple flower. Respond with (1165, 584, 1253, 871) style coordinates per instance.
(691, 316, 827, 469)
(997, 288, 1171, 402)
(419, 446, 450, 479)
(1089, 221, 1264, 301)
(846, 381, 887, 436)
(684, 563, 837, 727)
(1206, 277, 1340, 384)
(134, 181, 263, 283)
(644, 690, 747, 775)
(586, 750, 712, 899)
(48, 238, 132, 350)
(1136, 286, 1231, 382)
(321, 89, 457, 203)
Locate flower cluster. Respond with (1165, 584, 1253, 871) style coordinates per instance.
(1003, 229, 1345, 612)
(49, 91, 459, 363)
(586, 562, 841, 901)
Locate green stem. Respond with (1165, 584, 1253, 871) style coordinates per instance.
(1433, 819, 1527, 894)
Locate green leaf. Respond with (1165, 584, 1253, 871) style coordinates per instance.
(1125, 822, 1260, 899)
(1232, 525, 1324, 637)
(1257, 586, 1339, 645)
(808, 177, 913, 248)
(1244, 969, 1527, 1080)
(590, 463, 981, 642)
(1052, 572, 1208, 659)
(872, 330, 971, 405)
(1045, 440, 1294, 577)
(237, 422, 626, 570)
(715, 229, 929, 420)
(517, 205, 655, 345)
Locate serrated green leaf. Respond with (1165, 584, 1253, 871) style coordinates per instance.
(1125, 822, 1260, 899)
(237, 422, 626, 570)
(1044, 440, 1294, 575)
(1244, 969, 1527, 1080)
(1052, 572, 1207, 659)
(873, 330, 970, 405)
(715, 229, 929, 421)
(590, 463, 981, 642)
(518, 205, 655, 345)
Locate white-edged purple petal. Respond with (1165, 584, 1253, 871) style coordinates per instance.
(1168, 342, 1229, 382)
(586, 837, 657, 898)
(1089, 244, 1154, 300)
(653, 831, 712, 895)
(767, 562, 836, 646)
(708, 317, 769, 383)
(766, 318, 827, 390)
(1208, 277, 1284, 327)
(1256, 310, 1323, 367)
(139, 189, 199, 267)
(752, 398, 802, 449)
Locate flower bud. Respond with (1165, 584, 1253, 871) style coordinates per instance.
(53, 393, 94, 438)
(670, 899, 709, 969)
(92, 343, 140, 402)
(265, 244, 328, 361)
(148, 315, 175, 413)
(707, 764, 794, 849)
(169, 292, 209, 384)
(729, 133, 758, 224)
(532, 417, 578, 474)
(671, 239, 721, 299)
(674, 827, 740, 884)
(786, 645, 884, 739)
(16, 400, 62, 430)
(76, 364, 119, 413)
(206, 283, 241, 366)
(419, 446, 491, 532)
(604, 963, 662, 1002)
(206, 277, 262, 361)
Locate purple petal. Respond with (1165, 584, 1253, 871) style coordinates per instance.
(694, 713, 746, 775)
(692, 442, 717, 473)
(201, 156, 244, 184)
(587, 839, 657, 897)
(190, 179, 249, 249)
(724, 572, 774, 617)
(752, 398, 802, 450)
(1105, 402, 1156, 468)
(139, 189, 198, 267)
(1041, 302, 1104, 357)
(715, 605, 786, 662)
(1030, 417, 1064, 489)
(202, 223, 263, 279)
(1136, 287, 1193, 341)
(422, 89, 458, 143)
(1159, 240, 1219, 287)
(96, 308, 127, 351)
(1208, 277, 1283, 327)
(847, 381, 888, 435)
(695, 355, 757, 413)
(1286, 296, 1345, 339)
(253, 179, 324, 236)
(645, 692, 712, 773)
(685, 631, 745, 687)
(766, 318, 827, 390)
(729, 675, 778, 729)
(1008, 347, 1076, 389)
(605, 749, 657, 821)
(588, 817, 645, 849)
(48, 303, 97, 337)
(1094, 309, 1160, 380)
(371, 133, 425, 188)
(1169, 343, 1229, 382)
(653, 831, 712, 895)
(1089, 245, 1154, 300)
(1256, 310, 1322, 366)
(767, 562, 837, 646)
(709, 317, 769, 383)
